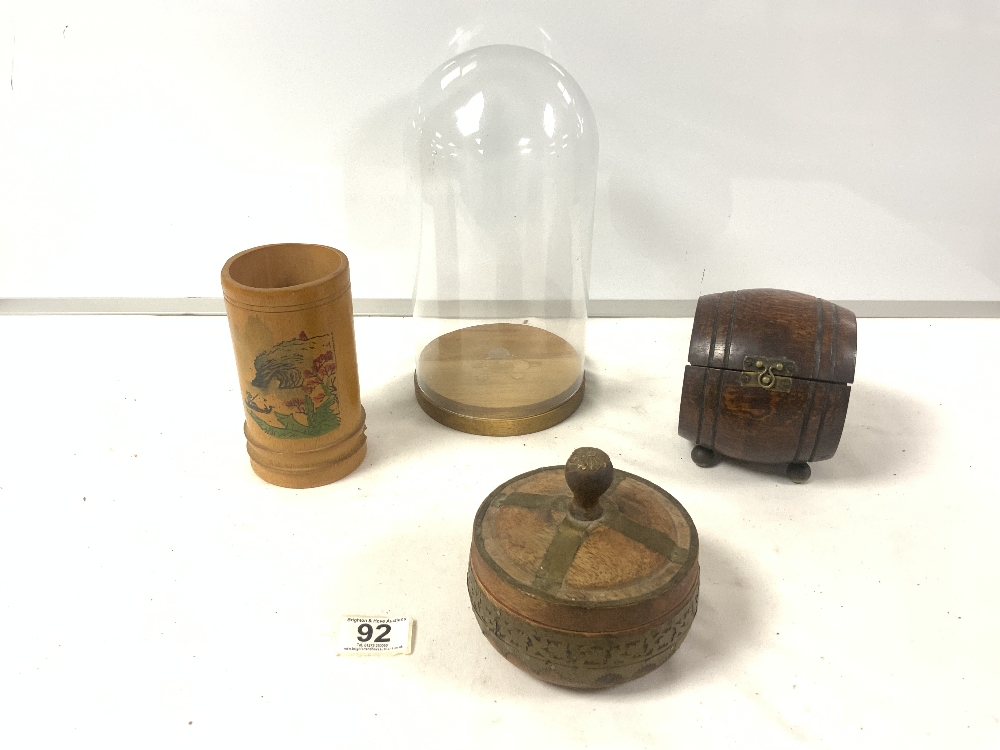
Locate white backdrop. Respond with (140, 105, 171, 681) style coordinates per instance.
(2, 1, 999, 305)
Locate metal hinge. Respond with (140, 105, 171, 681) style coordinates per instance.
(740, 356, 795, 392)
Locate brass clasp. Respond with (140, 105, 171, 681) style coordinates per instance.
(740, 356, 795, 392)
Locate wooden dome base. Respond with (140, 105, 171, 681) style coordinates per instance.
(415, 373, 584, 436)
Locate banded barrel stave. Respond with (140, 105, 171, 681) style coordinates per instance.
(679, 289, 857, 479)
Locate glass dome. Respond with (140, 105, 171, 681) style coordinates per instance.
(412, 45, 599, 435)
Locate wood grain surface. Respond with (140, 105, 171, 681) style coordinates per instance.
(679, 289, 856, 466)
(688, 289, 857, 383)
(417, 323, 583, 418)
(221, 243, 367, 487)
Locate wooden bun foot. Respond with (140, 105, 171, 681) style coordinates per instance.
(786, 462, 811, 484)
(691, 445, 720, 468)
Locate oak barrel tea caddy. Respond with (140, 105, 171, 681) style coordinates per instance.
(468, 448, 699, 688)
(678, 288, 857, 483)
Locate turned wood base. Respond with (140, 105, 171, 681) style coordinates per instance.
(691, 445, 720, 467)
(786, 462, 811, 483)
(415, 372, 584, 436)
(243, 414, 367, 488)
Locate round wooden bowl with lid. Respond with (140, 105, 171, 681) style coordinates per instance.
(468, 448, 699, 688)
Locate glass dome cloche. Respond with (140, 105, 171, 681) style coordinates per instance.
(412, 45, 599, 436)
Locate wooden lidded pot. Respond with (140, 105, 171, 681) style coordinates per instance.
(678, 288, 857, 483)
(468, 448, 699, 688)
(221, 243, 367, 488)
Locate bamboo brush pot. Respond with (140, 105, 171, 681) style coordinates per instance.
(221, 243, 367, 488)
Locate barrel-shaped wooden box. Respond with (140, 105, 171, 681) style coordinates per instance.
(468, 448, 699, 688)
(678, 288, 857, 482)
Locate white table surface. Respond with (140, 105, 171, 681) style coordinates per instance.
(1, 315, 998, 749)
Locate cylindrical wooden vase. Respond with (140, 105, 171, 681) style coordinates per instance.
(221, 243, 367, 488)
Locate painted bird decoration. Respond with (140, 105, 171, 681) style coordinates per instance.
(250, 332, 335, 390)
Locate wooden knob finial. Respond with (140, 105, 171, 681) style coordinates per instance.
(565, 447, 613, 521)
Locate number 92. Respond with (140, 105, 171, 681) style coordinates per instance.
(357, 623, 391, 643)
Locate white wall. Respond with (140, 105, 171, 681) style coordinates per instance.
(2, 1, 999, 303)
